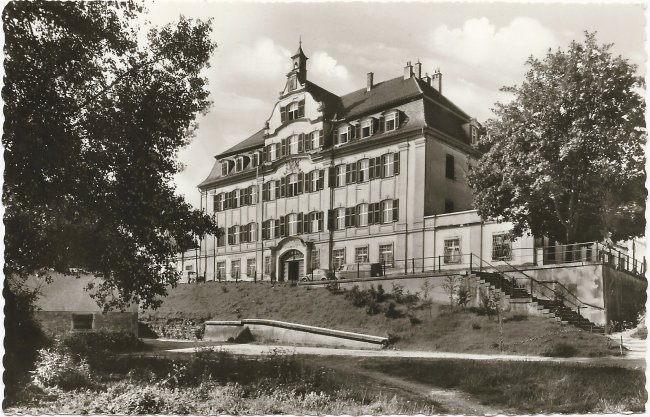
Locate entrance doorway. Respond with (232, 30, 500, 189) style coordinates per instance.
(279, 249, 304, 282)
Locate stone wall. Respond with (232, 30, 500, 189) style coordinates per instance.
(34, 311, 138, 337)
(602, 265, 647, 328)
(139, 317, 206, 340)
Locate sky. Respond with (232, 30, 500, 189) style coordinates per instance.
(142, 1, 646, 208)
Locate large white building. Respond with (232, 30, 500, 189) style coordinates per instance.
(179, 44, 485, 282)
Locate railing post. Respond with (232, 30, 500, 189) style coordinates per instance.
(470, 253, 473, 274)
(577, 306, 581, 327)
(412, 258, 415, 275)
(438, 256, 441, 272)
(405, 259, 408, 275)
(382, 260, 386, 277)
(311, 269, 314, 281)
(357, 261, 360, 278)
(530, 276, 533, 295)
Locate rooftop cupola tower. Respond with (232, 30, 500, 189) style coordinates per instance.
(289, 39, 308, 85)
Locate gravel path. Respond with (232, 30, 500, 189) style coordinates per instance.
(167, 343, 645, 368)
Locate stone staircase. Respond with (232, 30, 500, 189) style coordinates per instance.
(475, 271, 605, 334)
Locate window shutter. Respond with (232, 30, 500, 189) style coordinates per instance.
(372, 118, 379, 134)
(262, 220, 268, 240)
(348, 126, 354, 141)
(281, 138, 287, 157)
(248, 224, 253, 242)
(280, 106, 286, 123)
(381, 154, 387, 178)
(396, 111, 401, 127)
(334, 131, 339, 145)
(318, 212, 324, 232)
(350, 163, 357, 183)
(345, 166, 351, 184)
(374, 203, 381, 224)
(279, 216, 286, 237)
(213, 195, 218, 212)
(274, 219, 279, 238)
(297, 212, 303, 235)
(345, 207, 351, 228)
(305, 172, 311, 193)
(298, 172, 304, 194)
(227, 226, 232, 245)
(350, 206, 357, 227)
(368, 203, 374, 224)
(393, 152, 400, 175)
(274, 180, 280, 199)
(319, 130, 324, 147)
(298, 100, 305, 118)
(369, 158, 375, 180)
(318, 170, 324, 190)
(262, 182, 268, 202)
(374, 157, 382, 178)
(355, 124, 361, 140)
(298, 133, 304, 153)
(280, 176, 286, 198)
(378, 115, 385, 133)
(328, 167, 336, 188)
(305, 133, 311, 152)
(393, 199, 399, 222)
(327, 209, 335, 230)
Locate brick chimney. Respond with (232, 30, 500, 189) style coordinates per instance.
(414, 60, 422, 79)
(423, 72, 431, 85)
(403, 61, 413, 80)
(366, 72, 374, 92)
(432, 69, 442, 94)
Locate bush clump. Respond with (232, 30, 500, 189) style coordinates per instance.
(544, 342, 578, 357)
(31, 348, 92, 390)
(61, 330, 145, 356)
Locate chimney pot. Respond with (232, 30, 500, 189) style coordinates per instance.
(404, 61, 413, 80)
(366, 72, 374, 92)
(414, 60, 422, 79)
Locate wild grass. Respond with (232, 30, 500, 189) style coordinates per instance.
(367, 358, 646, 413)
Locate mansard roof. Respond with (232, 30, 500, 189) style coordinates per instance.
(217, 128, 265, 159)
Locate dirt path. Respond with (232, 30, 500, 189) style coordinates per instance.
(335, 361, 504, 415)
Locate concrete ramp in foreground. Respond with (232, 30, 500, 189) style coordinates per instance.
(204, 319, 387, 350)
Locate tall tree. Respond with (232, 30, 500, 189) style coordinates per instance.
(468, 32, 645, 244)
(3, 1, 219, 309)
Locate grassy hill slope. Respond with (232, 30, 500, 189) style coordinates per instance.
(142, 282, 616, 356)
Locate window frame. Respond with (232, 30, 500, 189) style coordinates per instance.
(381, 200, 393, 223)
(287, 213, 299, 236)
(385, 111, 398, 132)
(443, 238, 462, 264)
(332, 248, 346, 270)
(357, 203, 369, 227)
(492, 233, 513, 261)
(288, 135, 299, 155)
(246, 258, 256, 277)
(287, 101, 300, 120)
(221, 161, 229, 176)
(216, 261, 226, 280)
(361, 119, 373, 138)
(358, 159, 369, 182)
(338, 126, 349, 144)
(310, 249, 320, 271)
(335, 208, 346, 230)
(335, 164, 346, 187)
(232, 225, 240, 245)
(355, 246, 369, 263)
(379, 244, 394, 267)
(231, 260, 241, 279)
(264, 256, 271, 274)
(287, 173, 299, 197)
(269, 144, 277, 161)
(383, 153, 395, 177)
(268, 181, 277, 200)
(310, 131, 320, 149)
(310, 211, 320, 233)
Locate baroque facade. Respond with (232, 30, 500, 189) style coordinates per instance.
(180, 44, 482, 282)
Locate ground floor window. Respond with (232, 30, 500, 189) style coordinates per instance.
(379, 244, 394, 267)
(444, 238, 461, 264)
(216, 261, 225, 280)
(231, 260, 241, 279)
(72, 313, 93, 330)
(492, 233, 512, 261)
(311, 249, 320, 271)
(264, 256, 271, 274)
(332, 248, 346, 270)
(246, 258, 256, 278)
(355, 246, 369, 263)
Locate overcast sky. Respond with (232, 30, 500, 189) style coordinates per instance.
(143, 1, 646, 208)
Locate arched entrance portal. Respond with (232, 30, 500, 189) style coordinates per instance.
(279, 249, 304, 282)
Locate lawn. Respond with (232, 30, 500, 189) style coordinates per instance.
(143, 281, 617, 357)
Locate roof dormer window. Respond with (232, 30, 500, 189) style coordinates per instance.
(471, 126, 479, 146)
(361, 119, 374, 138)
(221, 160, 231, 176)
(336, 125, 350, 145)
(385, 111, 399, 132)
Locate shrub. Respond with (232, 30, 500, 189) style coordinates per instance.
(31, 347, 92, 390)
(409, 316, 422, 325)
(456, 286, 469, 308)
(385, 333, 401, 347)
(504, 314, 528, 322)
(471, 323, 481, 330)
(61, 330, 144, 357)
(544, 342, 578, 357)
(376, 284, 387, 302)
(385, 302, 403, 319)
(365, 300, 382, 315)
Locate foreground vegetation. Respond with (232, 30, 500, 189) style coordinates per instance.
(363, 357, 646, 414)
(5, 331, 441, 414)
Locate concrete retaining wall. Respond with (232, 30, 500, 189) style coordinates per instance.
(204, 319, 387, 349)
(35, 311, 138, 337)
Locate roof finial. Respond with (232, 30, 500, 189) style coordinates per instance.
(299, 35, 302, 48)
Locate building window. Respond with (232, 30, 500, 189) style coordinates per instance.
(287, 213, 299, 236)
(444, 238, 461, 264)
(361, 119, 373, 138)
(311, 249, 320, 271)
(268, 181, 277, 200)
(357, 203, 369, 227)
(287, 174, 299, 197)
(232, 226, 240, 244)
(72, 313, 93, 330)
(492, 233, 512, 261)
(355, 246, 369, 263)
(310, 212, 320, 233)
(214, 193, 225, 212)
(251, 186, 258, 204)
(385, 111, 398, 131)
(381, 200, 394, 223)
(264, 256, 271, 274)
(288, 74, 297, 91)
(444, 199, 454, 213)
(335, 164, 346, 187)
(288, 135, 299, 155)
(231, 260, 241, 279)
(310, 170, 319, 192)
(249, 222, 258, 242)
(185, 265, 193, 271)
(221, 161, 229, 176)
(335, 208, 346, 230)
(332, 248, 346, 270)
(287, 101, 300, 120)
(269, 144, 277, 161)
(471, 126, 479, 146)
(379, 244, 394, 267)
(236, 157, 244, 172)
(445, 154, 455, 179)
(246, 258, 256, 278)
(358, 159, 369, 182)
(310, 131, 321, 149)
(382, 153, 395, 177)
(338, 126, 349, 144)
(232, 189, 240, 208)
(217, 261, 226, 280)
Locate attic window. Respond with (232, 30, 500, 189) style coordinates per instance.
(221, 161, 230, 176)
(287, 102, 300, 120)
(385, 111, 399, 132)
(361, 119, 373, 138)
(471, 126, 479, 145)
(338, 126, 350, 144)
(72, 314, 93, 330)
(288, 74, 297, 91)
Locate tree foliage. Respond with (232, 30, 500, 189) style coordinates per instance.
(3, 1, 219, 309)
(468, 32, 645, 243)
